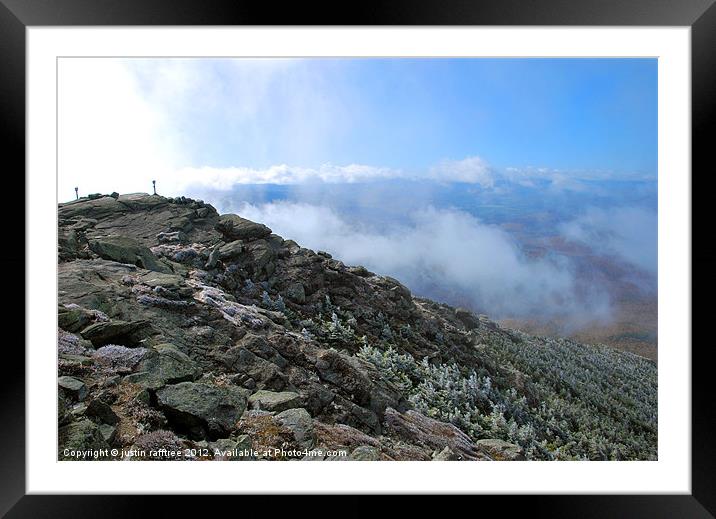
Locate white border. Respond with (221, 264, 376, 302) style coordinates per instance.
(27, 27, 691, 494)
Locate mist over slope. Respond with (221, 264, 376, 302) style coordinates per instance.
(234, 201, 613, 323)
(187, 177, 657, 354)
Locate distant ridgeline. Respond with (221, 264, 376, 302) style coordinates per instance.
(56, 192, 657, 461)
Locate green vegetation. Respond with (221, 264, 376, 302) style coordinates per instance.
(357, 331, 657, 460)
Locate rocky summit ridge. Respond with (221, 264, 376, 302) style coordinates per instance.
(57, 192, 657, 461)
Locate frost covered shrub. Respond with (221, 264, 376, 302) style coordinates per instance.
(257, 290, 300, 324)
(62, 303, 109, 323)
(128, 403, 166, 434)
(274, 295, 286, 313)
(356, 345, 416, 392)
(134, 430, 185, 460)
(261, 290, 272, 308)
(241, 278, 259, 298)
(399, 323, 414, 339)
(88, 308, 110, 322)
(261, 291, 287, 313)
(58, 329, 93, 355)
(92, 345, 148, 374)
(328, 312, 352, 339)
(381, 324, 393, 341)
(357, 334, 657, 461)
(313, 311, 358, 349)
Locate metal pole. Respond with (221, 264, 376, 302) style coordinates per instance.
(75, 187, 78, 200)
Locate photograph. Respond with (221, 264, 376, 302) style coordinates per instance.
(56, 57, 659, 462)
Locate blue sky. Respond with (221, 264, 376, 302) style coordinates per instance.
(134, 57, 657, 174)
(59, 57, 657, 196)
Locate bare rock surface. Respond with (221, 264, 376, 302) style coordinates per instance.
(383, 408, 489, 461)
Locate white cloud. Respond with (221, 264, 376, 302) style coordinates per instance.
(173, 163, 404, 191)
(547, 173, 589, 193)
(429, 156, 494, 187)
(126, 58, 349, 168)
(175, 156, 501, 191)
(560, 206, 657, 274)
(503, 166, 655, 191)
(234, 201, 612, 323)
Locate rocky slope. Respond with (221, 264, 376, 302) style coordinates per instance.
(57, 193, 657, 461)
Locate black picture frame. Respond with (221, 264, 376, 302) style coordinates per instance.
(2, 0, 713, 515)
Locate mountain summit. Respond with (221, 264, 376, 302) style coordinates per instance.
(57, 193, 657, 461)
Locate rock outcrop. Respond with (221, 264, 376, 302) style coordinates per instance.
(156, 382, 249, 440)
(56, 192, 658, 461)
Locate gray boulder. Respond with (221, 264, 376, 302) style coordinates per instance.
(99, 424, 117, 444)
(156, 382, 249, 439)
(139, 272, 185, 291)
(349, 445, 381, 460)
(135, 343, 201, 385)
(247, 390, 302, 413)
(220, 347, 287, 391)
(58, 419, 110, 460)
(80, 320, 155, 347)
(211, 434, 253, 460)
(216, 214, 272, 242)
(315, 349, 407, 420)
(432, 446, 460, 461)
(58, 196, 125, 219)
(85, 398, 119, 425)
(58, 306, 95, 333)
(89, 235, 170, 273)
(276, 408, 315, 449)
(58, 376, 88, 401)
(217, 240, 244, 260)
(383, 408, 488, 461)
(244, 240, 275, 273)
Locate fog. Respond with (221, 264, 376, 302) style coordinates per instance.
(230, 201, 613, 324)
(560, 206, 657, 275)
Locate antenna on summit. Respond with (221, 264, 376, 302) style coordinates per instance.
(74, 187, 78, 200)
(152, 180, 157, 195)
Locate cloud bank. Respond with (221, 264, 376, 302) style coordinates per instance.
(560, 206, 658, 275)
(173, 164, 404, 191)
(429, 157, 494, 187)
(233, 201, 613, 323)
